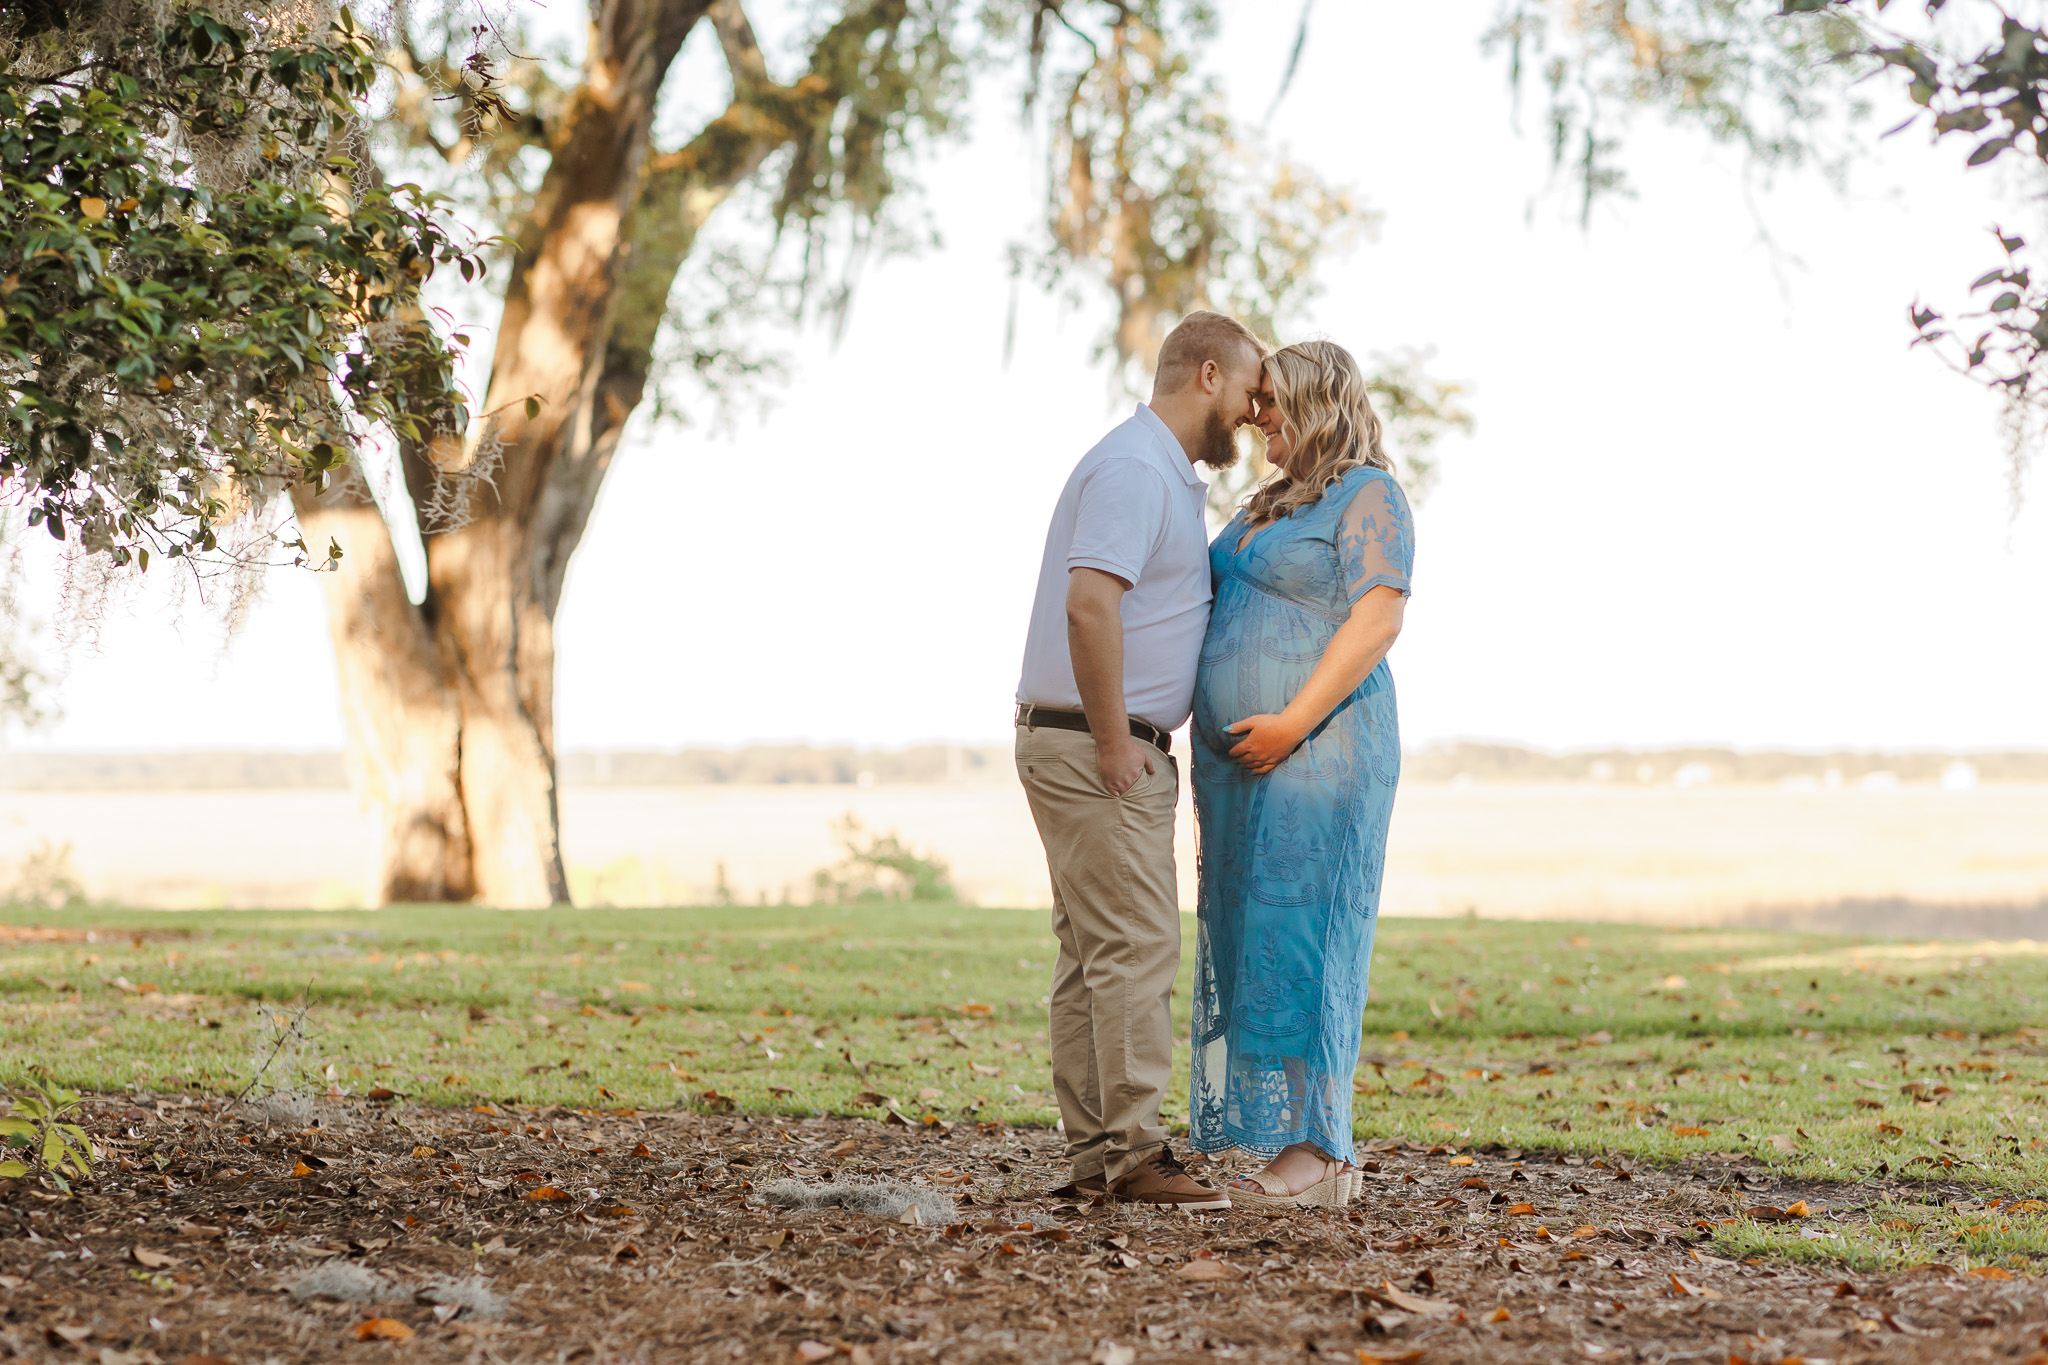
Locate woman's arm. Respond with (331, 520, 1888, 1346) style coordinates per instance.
(1226, 585, 1407, 774)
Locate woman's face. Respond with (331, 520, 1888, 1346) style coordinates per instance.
(1254, 369, 1292, 470)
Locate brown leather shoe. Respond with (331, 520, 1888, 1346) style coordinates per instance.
(1046, 1175, 1108, 1199)
(1108, 1148, 1231, 1211)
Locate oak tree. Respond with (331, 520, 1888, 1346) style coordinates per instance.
(304, 0, 1466, 905)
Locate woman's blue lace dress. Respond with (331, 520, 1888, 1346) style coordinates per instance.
(1189, 466, 1415, 1162)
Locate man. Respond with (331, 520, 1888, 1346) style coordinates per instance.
(1014, 310, 1267, 1210)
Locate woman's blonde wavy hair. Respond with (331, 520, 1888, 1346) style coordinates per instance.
(1243, 340, 1391, 526)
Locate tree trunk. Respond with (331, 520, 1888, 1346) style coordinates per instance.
(301, 0, 833, 906)
(409, 0, 713, 907)
(292, 480, 474, 904)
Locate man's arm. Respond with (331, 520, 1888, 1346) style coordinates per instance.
(1066, 566, 1154, 795)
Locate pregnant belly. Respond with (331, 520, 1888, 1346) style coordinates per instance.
(1193, 591, 1332, 744)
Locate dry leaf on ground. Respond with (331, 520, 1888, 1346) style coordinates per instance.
(1175, 1258, 1237, 1281)
(354, 1318, 414, 1341)
(1373, 1281, 1457, 1316)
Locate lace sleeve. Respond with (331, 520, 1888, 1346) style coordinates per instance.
(1336, 474, 1414, 603)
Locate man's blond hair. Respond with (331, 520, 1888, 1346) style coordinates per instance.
(1153, 310, 1266, 395)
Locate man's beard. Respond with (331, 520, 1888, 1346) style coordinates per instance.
(1199, 407, 1241, 470)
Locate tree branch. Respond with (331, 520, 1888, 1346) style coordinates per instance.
(709, 0, 771, 99)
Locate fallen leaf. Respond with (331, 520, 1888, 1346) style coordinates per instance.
(365, 1088, 397, 1102)
(1877, 1123, 1905, 1137)
(1373, 1281, 1457, 1317)
(521, 1185, 571, 1202)
(1668, 1273, 1720, 1299)
(354, 1319, 413, 1342)
(47, 1323, 93, 1346)
(1486, 1307, 1510, 1323)
(1746, 1206, 1790, 1222)
(592, 1205, 635, 1219)
(1355, 1351, 1426, 1364)
(130, 1247, 179, 1269)
(1785, 1200, 1811, 1217)
(1505, 1203, 1536, 1215)
(1091, 1347, 1136, 1365)
(918, 1088, 944, 1101)
(851, 1092, 887, 1107)
(828, 1139, 859, 1157)
(1446, 1155, 1474, 1167)
(290, 1161, 315, 1178)
(768, 1085, 794, 1097)
(79, 197, 107, 220)
(632, 1143, 653, 1158)
(1175, 1258, 1237, 1281)
(1459, 1177, 1490, 1190)
(1672, 1126, 1711, 1137)
(1968, 1266, 2014, 1280)
(697, 1090, 736, 1113)
(795, 1344, 836, 1364)
(898, 1205, 924, 1226)
(411, 1146, 435, 1158)
(1766, 1134, 1797, 1154)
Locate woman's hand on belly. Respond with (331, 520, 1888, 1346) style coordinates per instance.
(1224, 713, 1307, 775)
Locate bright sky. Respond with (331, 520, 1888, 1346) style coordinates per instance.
(9, 4, 2047, 756)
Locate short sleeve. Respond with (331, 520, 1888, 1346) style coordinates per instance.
(1336, 473, 1414, 603)
(1068, 458, 1169, 587)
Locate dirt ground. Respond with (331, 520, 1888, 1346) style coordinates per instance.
(6, 1097, 2048, 1365)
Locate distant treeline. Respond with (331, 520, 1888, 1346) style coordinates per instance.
(1403, 742, 2048, 785)
(2, 743, 2044, 790)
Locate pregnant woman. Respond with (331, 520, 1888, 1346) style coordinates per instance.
(1189, 339, 1415, 1209)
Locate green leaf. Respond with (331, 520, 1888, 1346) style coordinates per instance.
(0, 1161, 25, 1179)
(0, 1118, 35, 1139)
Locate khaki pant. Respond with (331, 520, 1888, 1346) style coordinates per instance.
(1015, 723, 1181, 1184)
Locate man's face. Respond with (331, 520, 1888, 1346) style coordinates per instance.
(1196, 347, 1266, 470)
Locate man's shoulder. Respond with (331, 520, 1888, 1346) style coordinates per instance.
(1072, 417, 1174, 485)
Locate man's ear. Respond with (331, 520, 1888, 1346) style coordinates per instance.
(1198, 359, 1221, 394)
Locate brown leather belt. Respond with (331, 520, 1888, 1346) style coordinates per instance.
(1014, 703, 1172, 756)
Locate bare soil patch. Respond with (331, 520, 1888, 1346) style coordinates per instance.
(5, 1097, 2045, 1364)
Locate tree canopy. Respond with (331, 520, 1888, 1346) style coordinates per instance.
(1486, 0, 2048, 496)
(0, 1, 483, 569)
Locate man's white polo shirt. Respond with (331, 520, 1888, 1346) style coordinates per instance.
(1017, 403, 1212, 734)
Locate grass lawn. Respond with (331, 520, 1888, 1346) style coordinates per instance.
(10, 905, 2048, 1268)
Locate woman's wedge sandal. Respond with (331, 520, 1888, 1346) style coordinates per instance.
(1228, 1162, 1349, 1210)
(1342, 1167, 1361, 1205)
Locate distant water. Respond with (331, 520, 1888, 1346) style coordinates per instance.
(3, 782, 2047, 934)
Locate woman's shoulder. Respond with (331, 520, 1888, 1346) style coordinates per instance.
(1300, 465, 1402, 520)
(1337, 464, 1401, 492)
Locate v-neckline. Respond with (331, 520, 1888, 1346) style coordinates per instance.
(1234, 516, 1276, 556)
